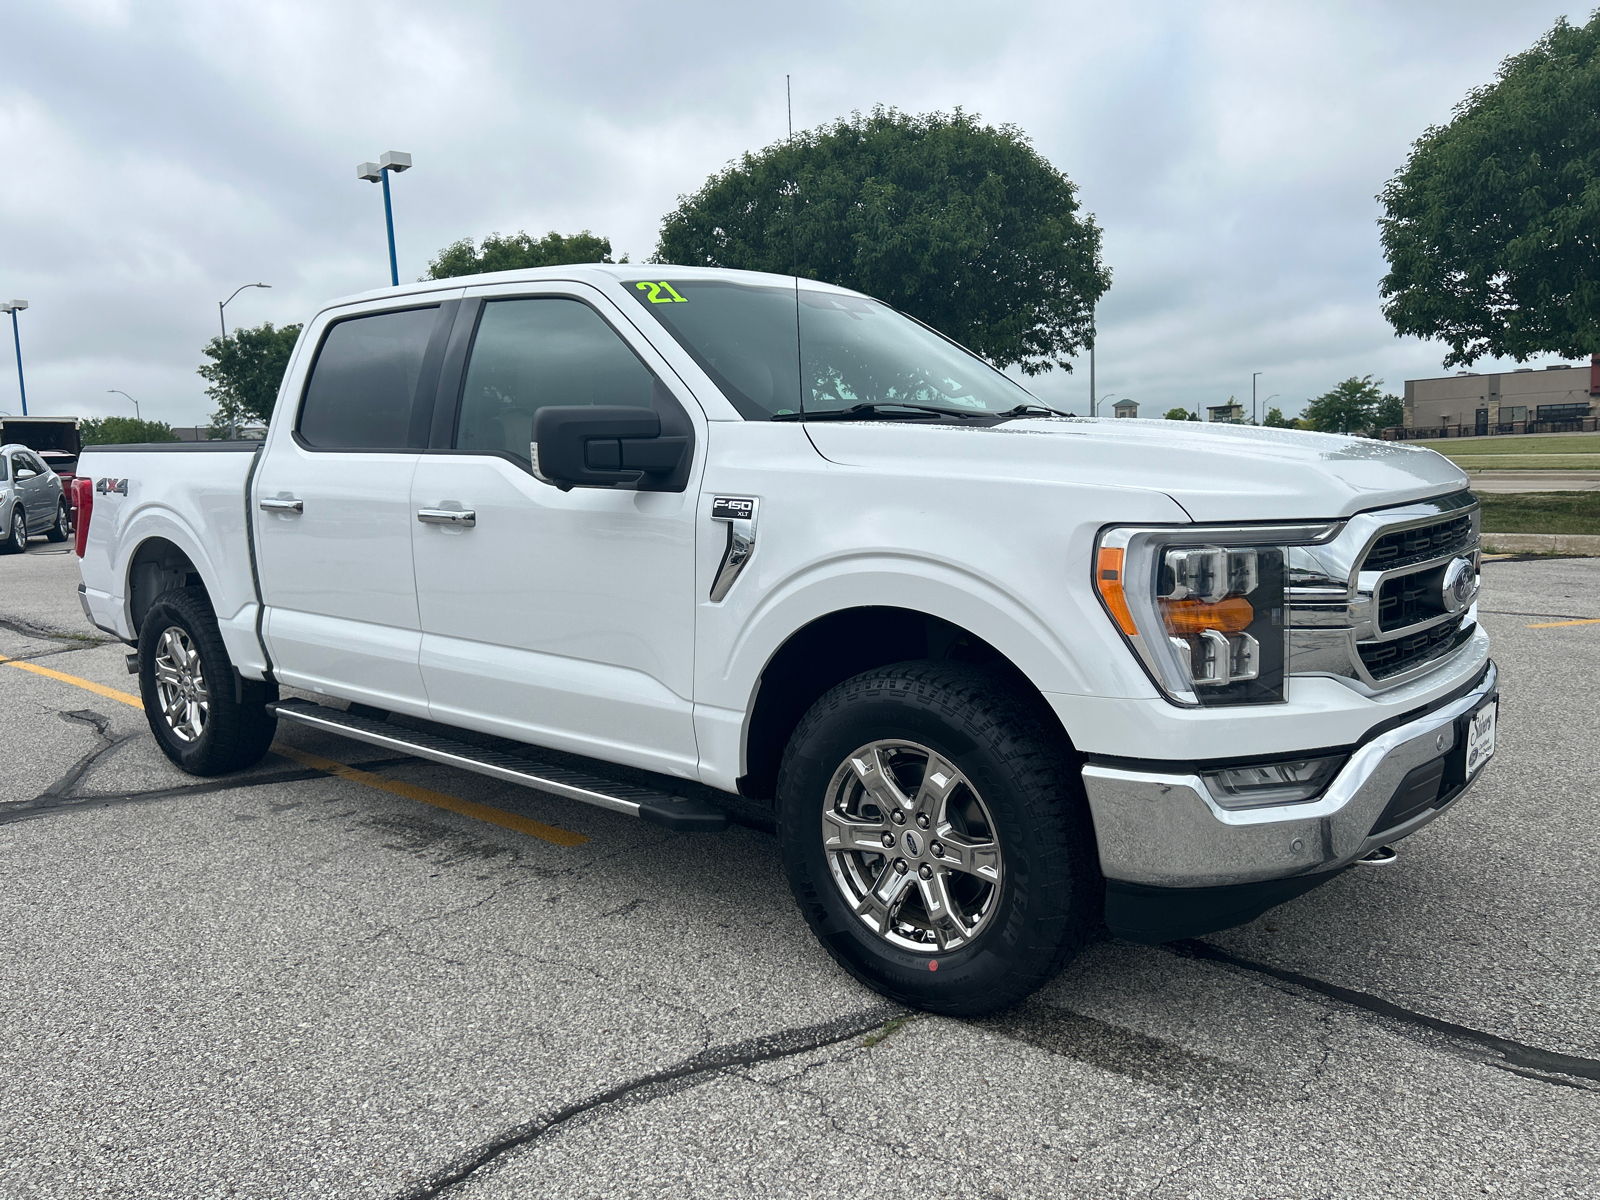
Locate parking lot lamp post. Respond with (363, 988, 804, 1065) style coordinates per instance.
(107, 390, 140, 421)
(219, 283, 271, 341)
(1252, 372, 1262, 424)
(1, 301, 27, 416)
(357, 152, 412, 286)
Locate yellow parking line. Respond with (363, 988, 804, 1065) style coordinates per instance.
(272, 743, 589, 847)
(0, 653, 144, 708)
(1526, 617, 1600, 628)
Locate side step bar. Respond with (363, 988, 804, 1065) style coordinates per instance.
(268, 699, 728, 833)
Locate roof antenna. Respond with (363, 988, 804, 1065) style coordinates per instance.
(788, 75, 804, 416)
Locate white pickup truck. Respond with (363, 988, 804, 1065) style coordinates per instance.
(74, 265, 1498, 1015)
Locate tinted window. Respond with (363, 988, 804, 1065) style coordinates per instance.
(299, 307, 440, 450)
(455, 298, 656, 459)
(629, 278, 1033, 420)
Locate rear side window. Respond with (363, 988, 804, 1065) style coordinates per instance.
(0, 456, 8, 481)
(299, 307, 440, 450)
(455, 298, 656, 459)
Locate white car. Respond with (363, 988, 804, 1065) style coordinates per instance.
(1, 443, 70, 552)
(73, 265, 1498, 1015)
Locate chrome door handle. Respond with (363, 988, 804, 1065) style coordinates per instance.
(417, 508, 476, 527)
(260, 498, 303, 513)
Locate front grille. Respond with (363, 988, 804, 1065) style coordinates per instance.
(1376, 565, 1449, 632)
(1359, 613, 1470, 679)
(1363, 512, 1474, 572)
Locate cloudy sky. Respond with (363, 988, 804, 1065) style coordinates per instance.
(0, 0, 1587, 427)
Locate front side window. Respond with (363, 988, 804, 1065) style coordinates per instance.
(0, 455, 8, 482)
(299, 306, 440, 450)
(455, 298, 656, 460)
(627, 278, 1034, 420)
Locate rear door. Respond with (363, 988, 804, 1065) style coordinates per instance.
(254, 298, 458, 716)
(408, 284, 705, 777)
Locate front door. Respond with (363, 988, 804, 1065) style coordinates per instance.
(15, 451, 52, 532)
(254, 300, 455, 716)
(1475, 407, 1489, 437)
(409, 286, 703, 778)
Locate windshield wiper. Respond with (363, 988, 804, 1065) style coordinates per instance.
(771, 403, 988, 422)
(993, 403, 1077, 421)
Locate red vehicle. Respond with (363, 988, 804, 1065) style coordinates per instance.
(0, 417, 81, 527)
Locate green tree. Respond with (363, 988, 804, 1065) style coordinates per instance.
(79, 417, 179, 446)
(1373, 392, 1404, 431)
(1302, 375, 1386, 435)
(1164, 407, 1198, 421)
(198, 321, 302, 434)
(655, 107, 1110, 375)
(426, 230, 624, 279)
(1261, 406, 1293, 428)
(1379, 14, 1600, 365)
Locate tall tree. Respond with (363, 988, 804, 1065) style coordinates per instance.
(655, 107, 1110, 375)
(1372, 392, 1405, 431)
(1261, 406, 1293, 428)
(79, 417, 178, 445)
(1164, 407, 1199, 421)
(198, 321, 302, 433)
(1379, 14, 1600, 365)
(426, 230, 623, 279)
(1302, 375, 1386, 435)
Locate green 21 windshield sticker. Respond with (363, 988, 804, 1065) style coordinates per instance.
(636, 281, 688, 304)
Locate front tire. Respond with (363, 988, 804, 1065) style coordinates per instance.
(44, 500, 69, 543)
(778, 662, 1101, 1017)
(2, 507, 26, 554)
(138, 586, 278, 776)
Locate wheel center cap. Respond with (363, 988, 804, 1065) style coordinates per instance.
(902, 831, 923, 858)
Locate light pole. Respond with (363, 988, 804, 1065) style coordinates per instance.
(219, 282, 271, 341)
(357, 151, 413, 286)
(107, 390, 140, 421)
(1262, 393, 1279, 424)
(1, 301, 27, 416)
(1088, 308, 1097, 417)
(1251, 372, 1262, 424)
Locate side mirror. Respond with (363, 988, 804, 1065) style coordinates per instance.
(14, 469, 37, 481)
(530, 405, 688, 491)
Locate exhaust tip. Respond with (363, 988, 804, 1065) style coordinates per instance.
(1357, 845, 1398, 866)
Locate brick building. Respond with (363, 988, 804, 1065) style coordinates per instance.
(1402, 358, 1600, 436)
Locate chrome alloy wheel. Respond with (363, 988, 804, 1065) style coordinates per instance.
(10, 510, 24, 550)
(821, 740, 1003, 953)
(153, 626, 209, 743)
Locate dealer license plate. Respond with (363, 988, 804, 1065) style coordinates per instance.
(1464, 701, 1497, 780)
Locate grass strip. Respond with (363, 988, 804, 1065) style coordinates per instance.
(1476, 491, 1600, 535)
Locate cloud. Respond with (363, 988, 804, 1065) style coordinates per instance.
(0, 0, 1584, 425)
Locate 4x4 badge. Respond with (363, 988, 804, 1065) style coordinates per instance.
(709, 496, 759, 602)
(96, 478, 128, 496)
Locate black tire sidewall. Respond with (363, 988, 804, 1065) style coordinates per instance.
(4, 507, 24, 553)
(45, 501, 68, 542)
(779, 665, 1095, 1015)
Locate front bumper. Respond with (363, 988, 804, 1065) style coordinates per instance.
(1082, 659, 1498, 892)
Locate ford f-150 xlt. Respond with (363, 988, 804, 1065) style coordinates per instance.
(73, 265, 1498, 1015)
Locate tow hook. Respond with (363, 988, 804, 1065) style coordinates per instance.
(1357, 845, 1398, 866)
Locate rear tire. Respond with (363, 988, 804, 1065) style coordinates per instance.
(778, 661, 1101, 1017)
(138, 586, 278, 776)
(44, 500, 69, 543)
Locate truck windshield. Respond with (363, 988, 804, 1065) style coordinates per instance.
(626, 278, 1035, 421)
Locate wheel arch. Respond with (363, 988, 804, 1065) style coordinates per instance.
(126, 536, 208, 636)
(737, 605, 1077, 800)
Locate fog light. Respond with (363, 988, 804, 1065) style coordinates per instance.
(1199, 754, 1343, 810)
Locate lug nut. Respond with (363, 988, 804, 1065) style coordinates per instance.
(930, 841, 944, 858)
(890, 810, 906, 825)
(893, 858, 908, 875)
(918, 864, 933, 880)
(881, 832, 896, 848)
(915, 813, 930, 829)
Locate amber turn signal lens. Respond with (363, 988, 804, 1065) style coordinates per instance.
(1096, 547, 1139, 635)
(1159, 595, 1254, 635)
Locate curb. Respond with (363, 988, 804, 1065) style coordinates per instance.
(1481, 532, 1600, 556)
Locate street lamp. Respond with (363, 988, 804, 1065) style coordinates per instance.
(1251, 372, 1262, 424)
(107, 390, 140, 421)
(357, 151, 413, 287)
(219, 282, 271, 340)
(1, 300, 27, 416)
(1262, 394, 1280, 425)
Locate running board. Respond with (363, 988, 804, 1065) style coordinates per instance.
(268, 699, 727, 832)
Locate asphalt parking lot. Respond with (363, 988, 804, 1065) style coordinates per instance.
(1, 543, 1597, 1199)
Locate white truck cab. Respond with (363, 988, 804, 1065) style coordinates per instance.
(74, 265, 1497, 1015)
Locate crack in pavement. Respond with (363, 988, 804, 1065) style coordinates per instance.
(0, 614, 113, 650)
(31, 709, 131, 802)
(388, 1007, 905, 1200)
(1172, 939, 1600, 1088)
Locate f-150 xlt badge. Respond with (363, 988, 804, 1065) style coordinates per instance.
(95, 478, 128, 495)
(709, 496, 759, 602)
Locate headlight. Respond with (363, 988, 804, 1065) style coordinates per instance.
(1095, 523, 1334, 707)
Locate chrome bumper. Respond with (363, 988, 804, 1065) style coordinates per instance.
(1082, 661, 1497, 888)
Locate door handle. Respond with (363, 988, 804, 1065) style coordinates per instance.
(260, 497, 303, 513)
(417, 508, 476, 527)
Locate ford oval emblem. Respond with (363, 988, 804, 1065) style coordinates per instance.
(1440, 557, 1476, 613)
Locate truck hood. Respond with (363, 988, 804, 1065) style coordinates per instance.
(804, 417, 1468, 522)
